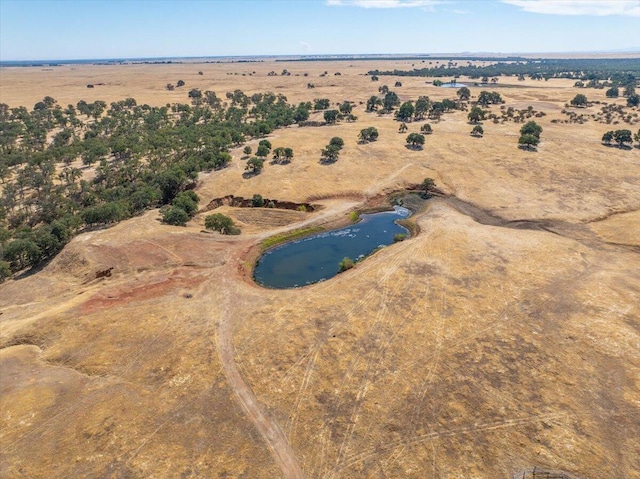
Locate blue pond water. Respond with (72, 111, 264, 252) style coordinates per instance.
(254, 206, 410, 289)
(439, 82, 468, 88)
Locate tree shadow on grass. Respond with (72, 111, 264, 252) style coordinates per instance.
(242, 170, 262, 179)
(405, 145, 424, 151)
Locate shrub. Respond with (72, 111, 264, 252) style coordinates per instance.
(339, 257, 355, 272)
(394, 233, 408, 242)
(471, 125, 484, 137)
(252, 194, 264, 207)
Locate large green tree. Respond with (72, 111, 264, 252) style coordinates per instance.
(406, 133, 425, 149)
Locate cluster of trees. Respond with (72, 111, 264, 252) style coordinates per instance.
(518, 121, 543, 150)
(160, 190, 199, 226)
(166, 79, 185, 91)
(321, 137, 344, 163)
(477, 91, 503, 106)
(0, 89, 319, 278)
(601, 129, 638, 147)
(366, 92, 459, 121)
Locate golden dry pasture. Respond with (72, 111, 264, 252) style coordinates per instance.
(1, 59, 639, 479)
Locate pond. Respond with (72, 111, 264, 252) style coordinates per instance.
(439, 82, 468, 88)
(253, 206, 411, 289)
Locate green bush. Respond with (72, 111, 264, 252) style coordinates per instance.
(394, 233, 408, 242)
(252, 194, 264, 207)
(339, 257, 355, 272)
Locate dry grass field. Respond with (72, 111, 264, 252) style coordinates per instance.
(1, 58, 639, 479)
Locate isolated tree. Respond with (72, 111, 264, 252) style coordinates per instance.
(468, 106, 485, 124)
(420, 123, 433, 135)
(205, 213, 239, 234)
(166, 83, 175, 91)
(634, 129, 640, 147)
(324, 109, 340, 124)
(471, 125, 484, 137)
(627, 94, 640, 107)
(623, 84, 636, 97)
(395, 102, 415, 122)
(243, 146, 252, 156)
(394, 81, 402, 87)
(606, 87, 619, 98)
(457, 86, 471, 101)
(176, 80, 185, 87)
(406, 133, 425, 149)
(398, 122, 408, 133)
(518, 133, 540, 150)
(371, 75, 379, 81)
(358, 127, 379, 143)
(433, 79, 443, 86)
(378, 85, 389, 94)
(245, 157, 264, 174)
(520, 120, 542, 139)
(570, 94, 588, 107)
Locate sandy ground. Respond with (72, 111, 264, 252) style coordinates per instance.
(1, 59, 639, 479)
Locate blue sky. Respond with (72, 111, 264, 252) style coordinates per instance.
(1, 0, 639, 60)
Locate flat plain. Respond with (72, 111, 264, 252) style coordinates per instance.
(1, 58, 639, 479)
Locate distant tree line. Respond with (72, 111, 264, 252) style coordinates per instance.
(368, 58, 640, 84)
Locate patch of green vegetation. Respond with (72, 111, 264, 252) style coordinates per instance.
(338, 256, 355, 272)
(393, 233, 408, 242)
(260, 226, 324, 250)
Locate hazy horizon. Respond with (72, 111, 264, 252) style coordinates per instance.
(1, 0, 639, 62)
